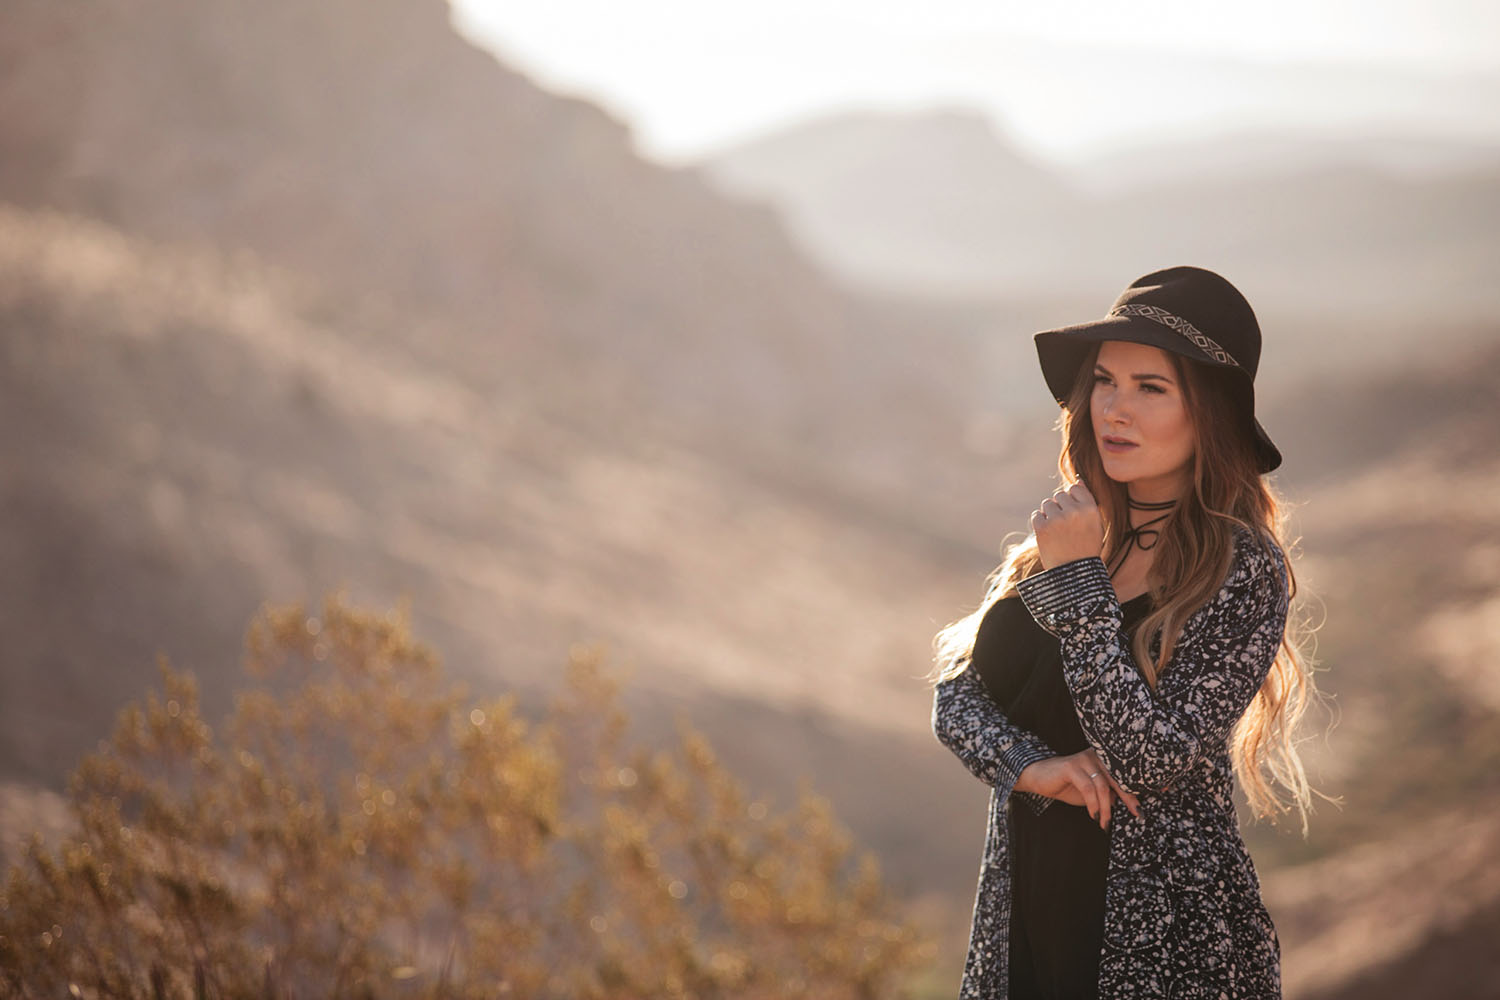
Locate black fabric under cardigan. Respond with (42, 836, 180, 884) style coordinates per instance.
(971, 591, 1154, 999)
(932, 525, 1288, 999)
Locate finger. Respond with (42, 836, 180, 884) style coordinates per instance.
(1038, 503, 1074, 527)
(1079, 749, 1128, 823)
(1090, 771, 1111, 829)
(1060, 490, 1093, 519)
(1105, 773, 1141, 818)
(1067, 481, 1096, 505)
(1073, 770, 1102, 822)
(1085, 754, 1140, 818)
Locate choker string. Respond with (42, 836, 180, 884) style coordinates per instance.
(1106, 496, 1178, 579)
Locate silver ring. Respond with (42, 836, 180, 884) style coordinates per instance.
(1088, 772, 1101, 779)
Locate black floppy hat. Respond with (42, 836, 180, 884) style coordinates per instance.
(1033, 265, 1282, 474)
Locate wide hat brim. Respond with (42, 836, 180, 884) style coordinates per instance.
(1034, 312, 1283, 474)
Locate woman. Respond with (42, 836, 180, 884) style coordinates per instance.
(931, 266, 1315, 1000)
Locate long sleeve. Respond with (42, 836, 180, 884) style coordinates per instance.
(932, 662, 1057, 813)
(1014, 528, 1289, 795)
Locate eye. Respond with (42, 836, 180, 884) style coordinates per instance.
(1092, 373, 1112, 385)
(1140, 382, 1167, 394)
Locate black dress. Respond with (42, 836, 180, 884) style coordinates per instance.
(970, 591, 1154, 1000)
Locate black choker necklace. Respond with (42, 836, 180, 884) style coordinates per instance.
(1106, 496, 1177, 578)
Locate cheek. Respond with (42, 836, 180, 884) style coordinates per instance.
(1142, 401, 1194, 456)
(1165, 409, 1196, 458)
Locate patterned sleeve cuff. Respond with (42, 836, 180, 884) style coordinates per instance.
(1015, 556, 1117, 635)
(1001, 739, 1055, 815)
(1001, 739, 1054, 787)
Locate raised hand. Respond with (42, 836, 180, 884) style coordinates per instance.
(1031, 481, 1105, 570)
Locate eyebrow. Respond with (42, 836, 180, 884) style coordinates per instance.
(1095, 361, 1175, 384)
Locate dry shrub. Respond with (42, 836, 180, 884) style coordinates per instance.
(0, 595, 928, 998)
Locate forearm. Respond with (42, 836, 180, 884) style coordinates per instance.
(932, 665, 1056, 795)
(1015, 547, 1288, 792)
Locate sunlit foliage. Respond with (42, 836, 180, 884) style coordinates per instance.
(0, 595, 928, 998)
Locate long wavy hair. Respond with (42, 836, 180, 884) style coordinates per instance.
(932, 341, 1317, 831)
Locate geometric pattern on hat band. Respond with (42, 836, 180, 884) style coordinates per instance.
(1108, 303, 1241, 368)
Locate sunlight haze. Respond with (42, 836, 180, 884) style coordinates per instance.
(451, 0, 1500, 163)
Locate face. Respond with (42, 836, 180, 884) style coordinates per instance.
(1090, 340, 1197, 501)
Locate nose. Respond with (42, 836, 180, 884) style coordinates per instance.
(1099, 386, 1131, 425)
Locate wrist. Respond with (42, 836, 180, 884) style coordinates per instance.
(1002, 741, 1055, 793)
(1041, 550, 1100, 571)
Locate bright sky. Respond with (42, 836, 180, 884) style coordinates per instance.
(451, 1, 1500, 165)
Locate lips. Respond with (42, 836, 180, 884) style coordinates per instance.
(1101, 435, 1138, 452)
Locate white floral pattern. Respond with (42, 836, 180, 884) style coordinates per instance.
(932, 525, 1288, 999)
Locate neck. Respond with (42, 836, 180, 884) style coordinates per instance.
(1126, 476, 1189, 508)
(1107, 493, 1178, 580)
(1125, 490, 1178, 530)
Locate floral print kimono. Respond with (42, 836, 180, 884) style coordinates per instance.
(932, 525, 1288, 999)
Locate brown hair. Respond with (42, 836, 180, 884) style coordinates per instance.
(932, 342, 1317, 830)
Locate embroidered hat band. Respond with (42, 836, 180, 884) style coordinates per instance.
(1107, 304, 1240, 368)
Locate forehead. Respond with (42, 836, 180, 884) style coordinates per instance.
(1096, 339, 1175, 372)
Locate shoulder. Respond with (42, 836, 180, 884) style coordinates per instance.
(1193, 524, 1290, 639)
(1226, 523, 1289, 596)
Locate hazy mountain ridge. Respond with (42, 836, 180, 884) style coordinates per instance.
(1066, 128, 1500, 195)
(700, 108, 1500, 331)
(709, 109, 1077, 292)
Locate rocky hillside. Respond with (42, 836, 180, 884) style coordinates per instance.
(0, 0, 986, 515)
(0, 204, 1005, 914)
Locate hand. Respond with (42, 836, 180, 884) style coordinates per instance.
(1014, 749, 1141, 829)
(1031, 481, 1104, 570)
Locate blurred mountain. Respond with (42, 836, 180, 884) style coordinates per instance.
(699, 109, 1500, 358)
(1066, 129, 1500, 195)
(0, 0, 974, 509)
(707, 108, 1076, 299)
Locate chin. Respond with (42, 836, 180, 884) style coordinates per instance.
(1098, 459, 1135, 485)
